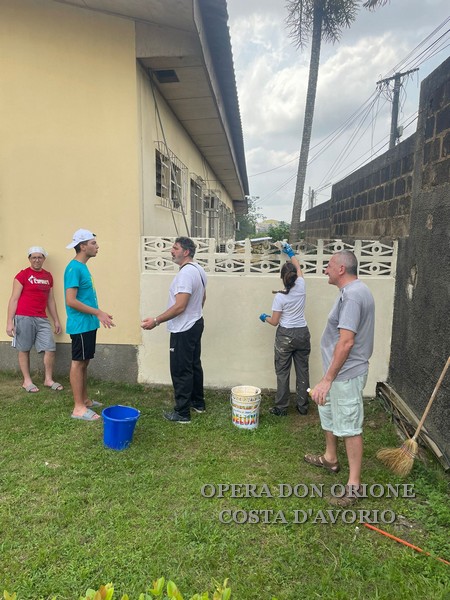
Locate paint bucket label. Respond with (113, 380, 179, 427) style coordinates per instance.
(231, 385, 261, 430)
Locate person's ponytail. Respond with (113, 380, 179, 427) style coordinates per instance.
(272, 262, 298, 295)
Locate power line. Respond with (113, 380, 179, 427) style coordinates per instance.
(314, 110, 419, 195)
(254, 92, 382, 204)
(318, 96, 388, 187)
(250, 16, 450, 211)
(248, 91, 380, 178)
(386, 17, 449, 75)
(256, 92, 383, 206)
(405, 31, 450, 71)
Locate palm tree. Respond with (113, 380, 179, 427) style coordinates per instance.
(287, 0, 389, 242)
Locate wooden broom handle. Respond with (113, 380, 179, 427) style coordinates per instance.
(413, 356, 450, 439)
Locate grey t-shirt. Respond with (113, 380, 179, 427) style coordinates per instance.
(320, 279, 375, 381)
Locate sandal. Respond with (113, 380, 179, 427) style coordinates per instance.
(44, 382, 64, 391)
(304, 453, 341, 474)
(328, 485, 364, 507)
(71, 408, 100, 421)
(85, 399, 103, 407)
(23, 384, 39, 393)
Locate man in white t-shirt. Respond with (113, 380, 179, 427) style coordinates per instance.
(141, 237, 207, 423)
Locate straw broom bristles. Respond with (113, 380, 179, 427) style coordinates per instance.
(377, 356, 450, 477)
(376, 438, 418, 477)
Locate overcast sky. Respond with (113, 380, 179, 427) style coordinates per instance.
(226, 0, 449, 223)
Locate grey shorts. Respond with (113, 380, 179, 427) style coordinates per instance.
(318, 373, 367, 437)
(13, 316, 55, 353)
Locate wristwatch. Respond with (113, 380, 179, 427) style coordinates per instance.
(154, 318, 160, 326)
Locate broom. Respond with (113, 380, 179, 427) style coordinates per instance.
(377, 355, 450, 476)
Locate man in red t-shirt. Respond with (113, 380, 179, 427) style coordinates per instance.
(6, 246, 63, 393)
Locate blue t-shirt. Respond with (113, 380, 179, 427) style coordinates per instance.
(64, 259, 100, 335)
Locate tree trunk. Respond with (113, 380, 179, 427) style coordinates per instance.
(289, 0, 324, 243)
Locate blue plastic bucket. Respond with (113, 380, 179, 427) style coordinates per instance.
(102, 405, 140, 451)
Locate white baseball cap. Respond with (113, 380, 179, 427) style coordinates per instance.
(66, 229, 96, 249)
(28, 246, 48, 257)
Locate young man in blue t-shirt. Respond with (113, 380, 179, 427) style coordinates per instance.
(64, 229, 115, 421)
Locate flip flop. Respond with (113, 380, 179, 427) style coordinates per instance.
(45, 382, 64, 391)
(86, 400, 103, 407)
(304, 453, 341, 474)
(23, 384, 39, 393)
(71, 408, 100, 421)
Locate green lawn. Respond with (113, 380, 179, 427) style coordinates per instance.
(0, 371, 449, 599)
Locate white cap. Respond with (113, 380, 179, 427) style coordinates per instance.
(66, 229, 96, 249)
(28, 246, 48, 257)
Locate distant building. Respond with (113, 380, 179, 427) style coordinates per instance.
(256, 219, 280, 233)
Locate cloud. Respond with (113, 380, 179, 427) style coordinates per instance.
(227, 0, 449, 222)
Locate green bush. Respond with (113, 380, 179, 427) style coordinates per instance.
(3, 578, 233, 600)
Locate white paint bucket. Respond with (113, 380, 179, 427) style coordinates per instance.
(231, 385, 261, 430)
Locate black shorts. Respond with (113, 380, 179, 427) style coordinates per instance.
(70, 330, 97, 361)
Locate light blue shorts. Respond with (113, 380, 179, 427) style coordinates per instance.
(318, 373, 368, 437)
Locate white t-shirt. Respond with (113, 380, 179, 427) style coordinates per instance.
(271, 277, 307, 328)
(166, 262, 207, 333)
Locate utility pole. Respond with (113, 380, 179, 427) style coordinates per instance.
(377, 69, 418, 149)
(308, 187, 315, 211)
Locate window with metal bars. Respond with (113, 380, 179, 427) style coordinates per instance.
(155, 144, 187, 212)
(205, 196, 235, 244)
(190, 178, 207, 237)
(219, 203, 235, 241)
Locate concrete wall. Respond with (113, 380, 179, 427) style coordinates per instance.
(138, 272, 395, 397)
(0, 342, 138, 383)
(302, 201, 331, 241)
(304, 136, 415, 242)
(389, 58, 450, 461)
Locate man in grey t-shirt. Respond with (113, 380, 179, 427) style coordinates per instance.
(304, 250, 374, 506)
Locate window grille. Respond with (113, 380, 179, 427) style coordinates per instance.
(190, 177, 207, 237)
(155, 143, 187, 212)
(208, 209, 219, 241)
(203, 188, 220, 241)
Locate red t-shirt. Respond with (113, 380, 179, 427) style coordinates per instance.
(15, 267, 53, 318)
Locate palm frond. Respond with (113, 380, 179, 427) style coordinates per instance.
(285, 0, 315, 48)
(363, 0, 390, 10)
